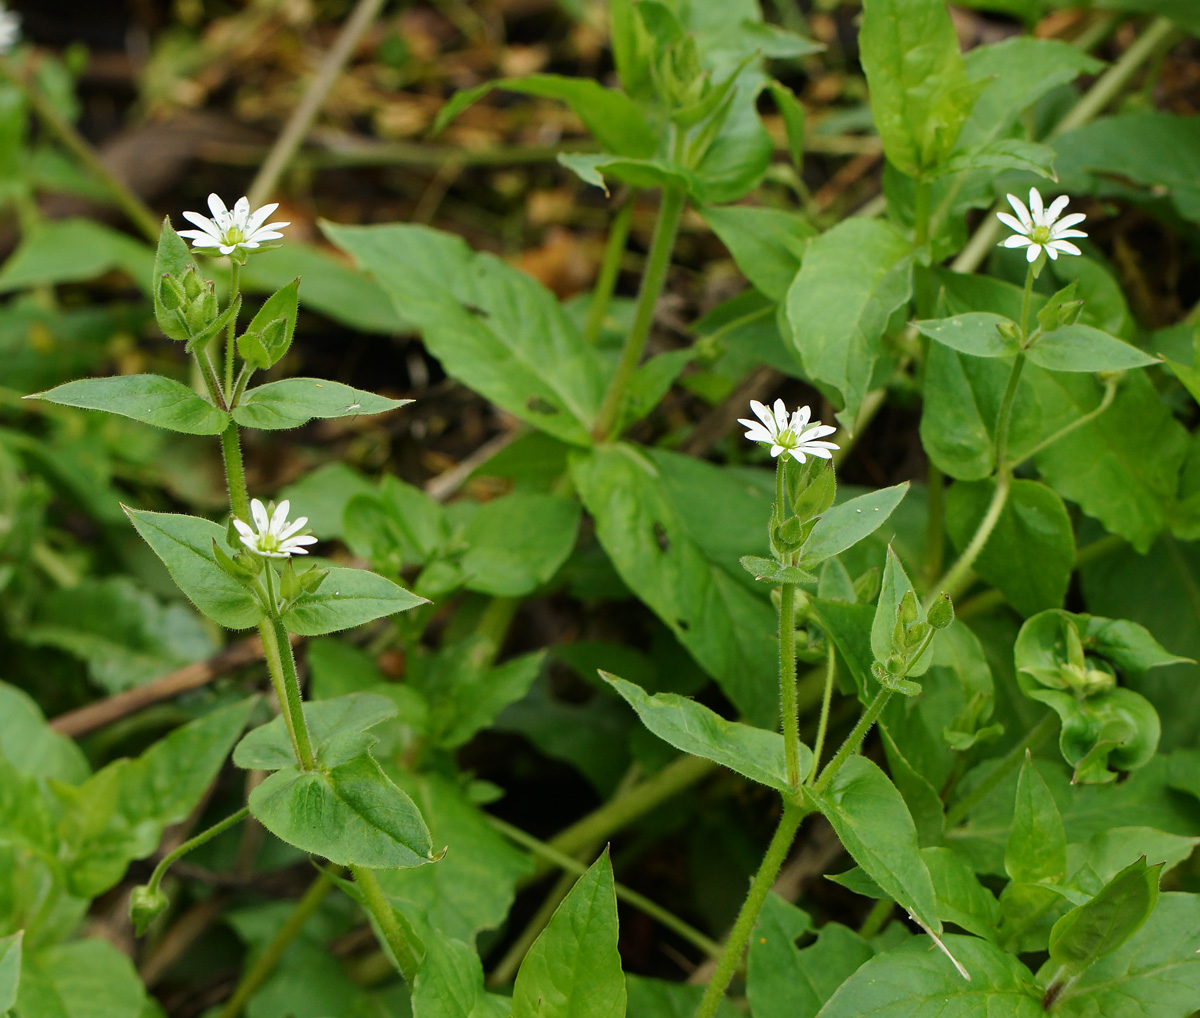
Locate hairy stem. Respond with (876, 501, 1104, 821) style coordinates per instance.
(220, 423, 250, 522)
(258, 613, 316, 771)
(810, 641, 837, 782)
(146, 807, 250, 895)
(813, 689, 891, 795)
(779, 582, 801, 790)
(352, 865, 420, 984)
(224, 260, 241, 398)
(584, 193, 635, 347)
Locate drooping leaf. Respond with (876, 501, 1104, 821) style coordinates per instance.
(29, 375, 230, 435)
(232, 378, 409, 431)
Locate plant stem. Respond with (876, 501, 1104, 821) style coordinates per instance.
(583, 193, 635, 347)
(810, 641, 837, 782)
(0, 57, 160, 243)
(220, 424, 250, 522)
(225, 260, 241, 398)
(1020, 261, 1037, 340)
(351, 865, 420, 984)
(693, 805, 805, 1018)
(931, 471, 1010, 605)
(858, 897, 894, 939)
(813, 689, 891, 795)
(490, 817, 722, 959)
(913, 179, 931, 249)
(925, 462, 945, 584)
(246, 0, 388, 208)
(146, 807, 249, 895)
(258, 614, 316, 771)
(593, 184, 686, 440)
(217, 870, 335, 1018)
(1016, 374, 1118, 465)
(944, 712, 1057, 828)
(779, 582, 801, 791)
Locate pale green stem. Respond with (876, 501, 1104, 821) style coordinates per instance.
(929, 471, 1010, 605)
(1019, 261, 1037, 341)
(779, 582, 801, 790)
(593, 184, 686, 440)
(809, 640, 837, 783)
(220, 424, 250, 522)
(351, 865, 420, 985)
(858, 897, 895, 940)
(1016, 375, 1118, 465)
(813, 689, 891, 796)
(692, 805, 805, 1018)
(217, 871, 335, 1018)
(913, 179, 931, 249)
(583, 193, 635, 347)
(258, 611, 316, 771)
(146, 807, 249, 896)
(225, 260, 241, 398)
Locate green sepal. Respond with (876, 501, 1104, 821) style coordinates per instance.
(212, 537, 260, 582)
(185, 293, 242, 354)
(130, 884, 170, 936)
(792, 460, 837, 522)
(238, 277, 299, 370)
(926, 592, 955, 630)
(1037, 281, 1083, 335)
(153, 218, 196, 341)
(740, 555, 817, 586)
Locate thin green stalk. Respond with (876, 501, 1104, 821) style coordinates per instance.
(583, 194, 635, 347)
(491, 817, 721, 960)
(225, 260, 241, 397)
(198, 350, 229, 411)
(352, 865, 420, 984)
(913, 179, 931, 249)
(0, 57, 160, 243)
(693, 805, 805, 1018)
(1015, 375, 1118, 465)
(1019, 262, 1037, 341)
(858, 897, 894, 940)
(217, 871, 335, 1018)
(779, 582, 801, 791)
(931, 471, 1010, 604)
(146, 807, 249, 895)
(593, 184, 686, 440)
(925, 461, 945, 585)
(809, 641, 837, 783)
(258, 614, 316, 771)
(491, 868, 576, 985)
(944, 712, 1058, 827)
(994, 354, 1026, 472)
(220, 424, 250, 522)
(813, 689, 891, 795)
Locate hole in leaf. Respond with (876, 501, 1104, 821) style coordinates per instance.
(676, 618, 691, 631)
(526, 397, 559, 415)
(653, 521, 670, 552)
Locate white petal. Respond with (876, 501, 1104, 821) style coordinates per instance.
(771, 399, 790, 432)
(1026, 243, 1041, 262)
(747, 400, 775, 431)
(1028, 187, 1044, 220)
(207, 193, 230, 221)
(1054, 212, 1086, 230)
(791, 405, 812, 431)
(246, 202, 279, 232)
(250, 499, 270, 532)
(770, 445, 785, 457)
(802, 440, 840, 452)
(181, 211, 223, 240)
(232, 518, 255, 539)
(1002, 235, 1033, 249)
(995, 212, 1028, 235)
(1045, 195, 1070, 221)
(219, 244, 237, 255)
(269, 500, 292, 534)
(1048, 240, 1081, 257)
(802, 446, 834, 460)
(232, 196, 251, 225)
(1044, 245, 1059, 260)
(278, 517, 308, 540)
(741, 424, 773, 441)
(180, 233, 222, 247)
(1052, 229, 1088, 240)
(1005, 193, 1032, 229)
(237, 533, 258, 552)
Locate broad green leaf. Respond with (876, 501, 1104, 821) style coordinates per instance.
(700, 205, 813, 302)
(1162, 356, 1200, 407)
(123, 508, 263, 629)
(914, 313, 1018, 358)
(0, 219, 153, 295)
(627, 974, 740, 1018)
(344, 474, 447, 565)
(1048, 892, 1200, 1017)
(570, 444, 777, 725)
(324, 222, 605, 446)
(0, 682, 88, 783)
(280, 461, 378, 541)
(512, 850, 626, 1018)
(1068, 827, 1198, 898)
(859, 0, 979, 177)
(15, 939, 149, 1018)
(281, 565, 426, 636)
(457, 493, 581, 598)
(1006, 754, 1066, 884)
(786, 218, 912, 430)
(922, 846, 1002, 941)
(1032, 371, 1189, 553)
(232, 378, 409, 431)
(1084, 616, 1192, 675)
(817, 933, 1041, 1017)
(249, 751, 433, 869)
(433, 74, 656, 157)
(0, 931, 20, 1013)
(29, 375, 229, 435)
(933, 138, 1056, 179)
(814, 755, 941, 935)
(945, 478, 1074, 618)
(747, 894, 872, 1018)
(1048, 858, 1162, 977)
(558, 153, 693, 197)
(1026, 324, 1159, 373)
(870, 547, 933, 677)
(603, 673, 806, 792)
(412, 928, 500, 1018)
(800, 483, 910, 567)
(233, 692, 398, 770)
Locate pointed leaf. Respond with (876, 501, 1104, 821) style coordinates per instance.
(233, 377, 409, 430)
(1027, 325, 1159, 373)
(914, 313, 1020, 358)
(801, 483, 910, 567)
(29, 375, 230, 435)
(280, 565, 426, 636)
(1006, 754, 1067, 884)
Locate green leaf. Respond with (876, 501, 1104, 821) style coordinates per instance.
(324, 222, 606, 446)
(1048, 858, 1162, 978)
(570, 444, 777, 725)
(922, 846, 1002, 941)
(1006, 754, 1067, 884)
(0, 219, 154, 295)
(433, 74, 656, 157)
(234, 692, 398, 770)
(914, 313, 1019, 358)
(816, 935, 1042, 1017)
(858, 0, 980, 177)
(602, 673, 806, 792)
(232, 378, 409, 431)
(785, 218, 912, 430)
(700, 205, 813, 302)
(238, 277, 299, 369)
(15, 939, 149, 1018)
(1048, 892, 1200, 1017)
(249, 751, 433, 868)
(1084, 616, 1193, 675)
(739, 555, 816, 585)
(457, 493, 581, 597)
(123, 508, 264, 629)
(28, 375, 230, 435)
(152, 218, 195, 341)
(814, 755, 941, 936)
(627, 974, 740, 1018)
(1027, 324, 1159, 373)
(0, 932, 20, 1013)
(1162, 355, 1200, 407)
(870, 547, 933, 677)
(0, 682, 88, 783)
(768, 80, 806, 170)
(747, 894, 872, 1018)
(934, 138, 1057, 179)
(281, 566, 427, 636)
(800, 483, 910, 567)
(512, 850, 626, 1018)
(945, 478, 1074, 617)
(412, 928, 502, 1018)
(558, 153, 693, 197)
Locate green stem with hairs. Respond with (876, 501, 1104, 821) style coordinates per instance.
(225, 260, 241, 398)
(145, 807, 250, 897)
(352, 865, 420, 984)
(813, 688, 891, 795)
(583, 193, 635, 347)
(810, 640, 837, 782)
(220, 424, 250, 522)
(692, 805, 806, 1018)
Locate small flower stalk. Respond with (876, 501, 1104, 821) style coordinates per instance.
(179, 194, 290, 259)
(997, 188, 1087, 263)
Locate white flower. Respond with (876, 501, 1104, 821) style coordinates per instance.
(0, 5, 21, 53)
(996, 188, 1087, 262)
(233, 499, 317, 559)
(738, 399, 839, 461)
(178, 194, 290, 256)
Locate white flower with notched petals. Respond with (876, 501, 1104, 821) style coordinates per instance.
(233, 499, 317, 559)
(178, 194, 290, 256)
(997, 188, 1086, 263)
(738, 399, 839, 462)
(0, 5, 21, 53)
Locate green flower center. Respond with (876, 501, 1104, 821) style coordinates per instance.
(1031, 225, 1052, 245)
(259, 533, 281, 553)
(777, 428, 797, 448)
(224, 225, 246, 246)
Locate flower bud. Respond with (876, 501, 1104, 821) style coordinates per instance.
(130, 884, 169, 936)
(158, 273, 187, 311)
(927, 592, 955, 630)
